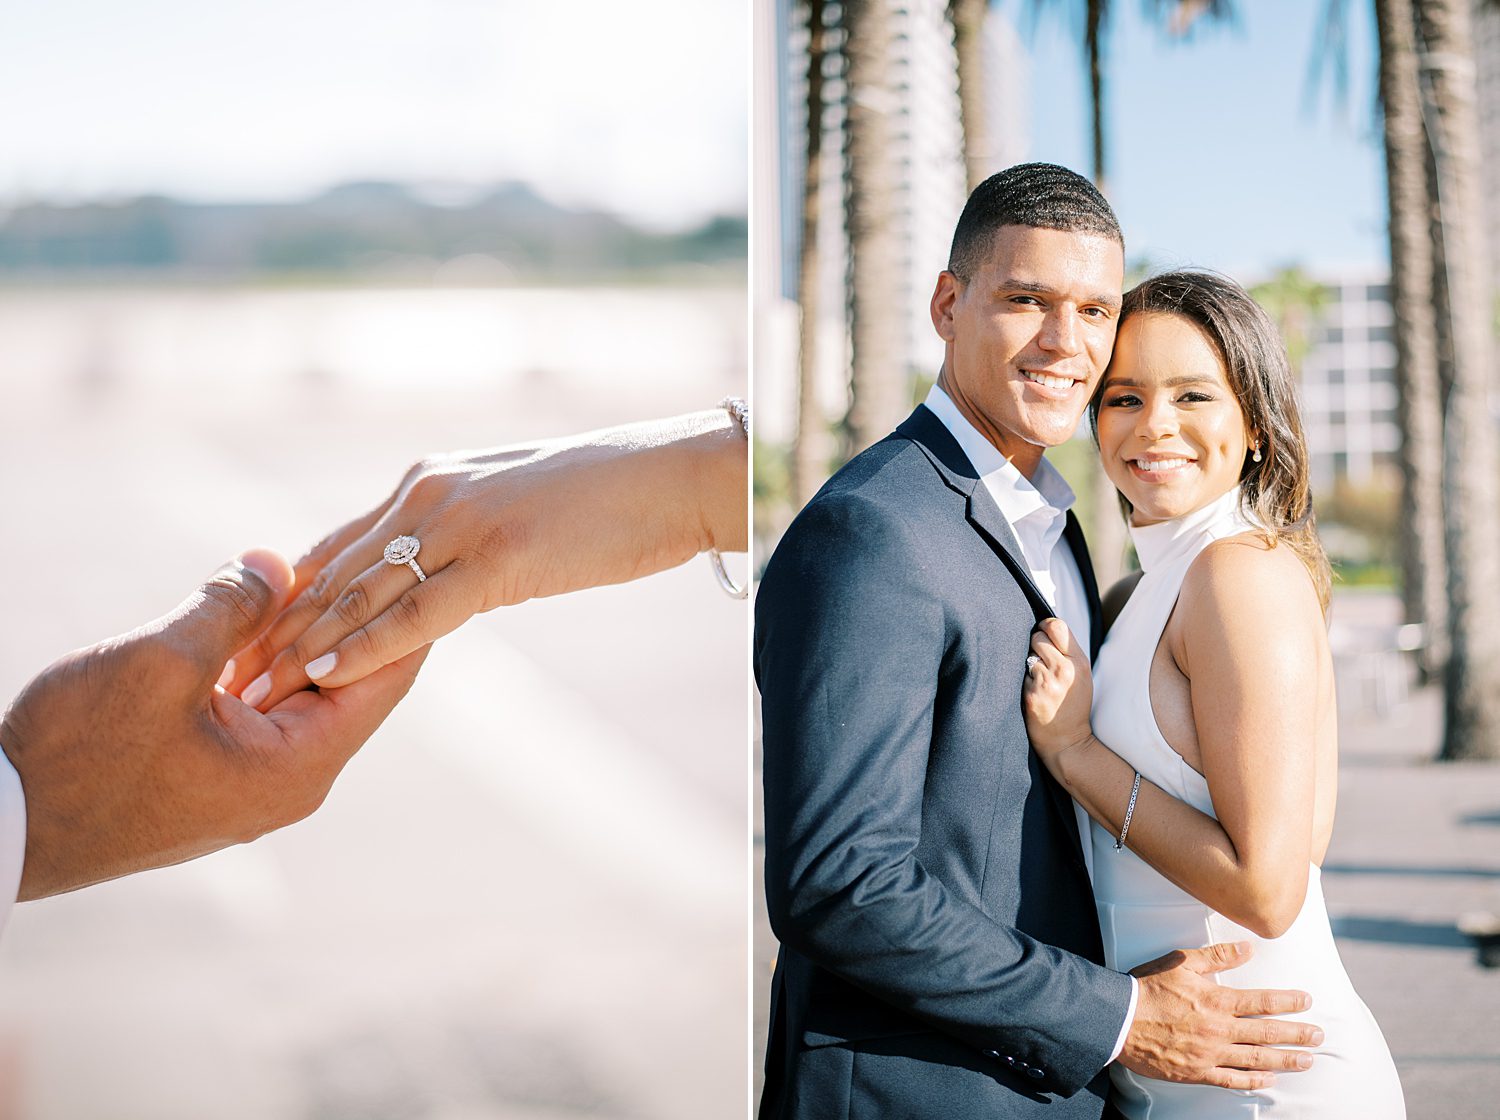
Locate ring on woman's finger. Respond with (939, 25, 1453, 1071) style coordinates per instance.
(1025, 654, 1041, 675)
(383, 534, 427, 582)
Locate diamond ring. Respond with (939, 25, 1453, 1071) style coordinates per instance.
(1025, 654, 1041, 674)
(383, 534, 427, 582)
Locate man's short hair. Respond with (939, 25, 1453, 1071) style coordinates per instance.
(947, 162, 1123, 281)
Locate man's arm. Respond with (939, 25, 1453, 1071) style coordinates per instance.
(757, 494, 1132, 1097)
(0, 549, 426, 902)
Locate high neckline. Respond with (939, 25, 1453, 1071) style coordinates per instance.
(1127, 486, 1259, 573)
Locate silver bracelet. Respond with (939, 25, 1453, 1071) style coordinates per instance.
(1115, 771, 1141, 852)
(708, 396, 749, 599)
(720, 395, 749, 439)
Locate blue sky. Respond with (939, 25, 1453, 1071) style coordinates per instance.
(0, 0, 747, 230)
(1013, 0, 1388, 277)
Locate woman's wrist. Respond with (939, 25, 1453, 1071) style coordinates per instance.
(668, 406, 748, 554)
(1051, 732, 1104, 794)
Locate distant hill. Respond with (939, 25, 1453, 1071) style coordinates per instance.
(0, 181, 746, 282)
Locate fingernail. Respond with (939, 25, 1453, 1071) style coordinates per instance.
(242, 673, 272, 708)
(236, 548, 293, 596)
(216, 659, 236, 690)
(1309, 1028, 1325, 1046)
(305, 652, 337, 681)
(1296, 1053, 1314, 1070)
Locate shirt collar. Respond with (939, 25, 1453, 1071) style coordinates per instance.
(922, 383, 1076, 529)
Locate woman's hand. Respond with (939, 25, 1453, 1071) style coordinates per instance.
(225, 408, 747, 711)
(1020, 617, 1097, 769)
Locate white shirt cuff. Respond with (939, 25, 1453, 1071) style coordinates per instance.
(0, 743, 25, 938)
(1108, 976, 1140, 1064)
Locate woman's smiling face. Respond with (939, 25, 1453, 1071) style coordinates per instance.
(1096, 311, 1253, 526)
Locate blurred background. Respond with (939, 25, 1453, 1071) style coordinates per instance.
(0, 2, 748, 1118)
(752, 1, 1500, 1115)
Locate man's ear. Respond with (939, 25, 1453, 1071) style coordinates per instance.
(930, 271, 961, 342)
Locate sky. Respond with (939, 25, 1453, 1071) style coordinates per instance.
(0, 0, 1394, 269)
(1014, 0, 1389, 278)
(0, 0, 748, 230)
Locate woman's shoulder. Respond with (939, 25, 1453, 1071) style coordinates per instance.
(1178, 530, 1324, 645)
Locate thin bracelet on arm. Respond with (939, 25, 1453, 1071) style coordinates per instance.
(709, 396, 749, 600)
(1115, 770, 1141, 852)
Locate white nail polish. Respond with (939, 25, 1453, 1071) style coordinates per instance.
(216, 659, 236, 690)
(305, 653, 337, 681)
(242, 673, 272, 708)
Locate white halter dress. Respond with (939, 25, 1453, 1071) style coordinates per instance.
(1088, 487, 1405, 1118)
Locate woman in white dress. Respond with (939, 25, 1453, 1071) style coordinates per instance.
(1021, 271, 1405, 1118)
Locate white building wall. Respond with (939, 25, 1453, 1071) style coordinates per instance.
(1297, 273, 1400, 492)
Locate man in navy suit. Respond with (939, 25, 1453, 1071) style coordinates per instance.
(756, 164, 1321, 1118)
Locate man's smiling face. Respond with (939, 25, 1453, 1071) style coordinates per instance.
(931, 224, 1124, 477)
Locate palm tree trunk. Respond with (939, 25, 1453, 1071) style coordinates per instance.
(1375, 0, 1448, 683)
(792, 0, 833, 506)
(1084, 0, 1127, 587)
(951, 0, 991, 192)
(1086, 0, 1107, 190)
(1416, 0, 1500, 760)
(842, 0, 908, 455)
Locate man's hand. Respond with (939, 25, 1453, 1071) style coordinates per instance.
(1119, 941, 1322, 1091)
(0, 549, 428, 901)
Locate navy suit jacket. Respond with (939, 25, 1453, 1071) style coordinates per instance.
(756, 406, 1134, 1118)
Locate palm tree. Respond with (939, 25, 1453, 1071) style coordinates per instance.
(792, 0, 834, 507)
(951, 0, 992, 192)
(1414, 0, 1500, 760)
(842, 0, 908, 456)
(1373, 0, 1447, 683)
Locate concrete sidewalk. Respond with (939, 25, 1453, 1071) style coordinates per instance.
(0, 374, 750, 1119)
(1321, 594, 1500, 1118)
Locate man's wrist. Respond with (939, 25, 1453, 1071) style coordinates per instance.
(1108, 975, 1140, 1064)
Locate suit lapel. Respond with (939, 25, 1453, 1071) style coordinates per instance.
(1062, 509, 1105, 883)
(896, 408, 1054, 624)
(1062, 509, 1104, 663)
(897, 406, 1090, 870)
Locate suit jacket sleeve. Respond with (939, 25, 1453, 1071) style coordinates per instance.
(757, 492, 1132, 1096)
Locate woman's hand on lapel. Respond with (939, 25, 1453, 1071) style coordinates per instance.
(1021, 617, 1096, 772)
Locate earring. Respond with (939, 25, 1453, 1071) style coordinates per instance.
(1251, 443, 1263, 464)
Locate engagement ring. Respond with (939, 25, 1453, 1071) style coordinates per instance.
(1025, 654, 1041, 675)
(384, 534, 427, 582)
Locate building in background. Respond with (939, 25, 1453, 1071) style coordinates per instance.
(1296, 272, 1400, 493)
(754, 0, 1028, 446)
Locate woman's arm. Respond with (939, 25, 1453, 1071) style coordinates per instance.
(1023, 538, 1324, 939)
(224, 406, 748, 711)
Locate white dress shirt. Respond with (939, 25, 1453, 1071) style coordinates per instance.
(923, 385, 1091, 652)
(0, 748, 24, 937)
(923, 384, 1139, 1063)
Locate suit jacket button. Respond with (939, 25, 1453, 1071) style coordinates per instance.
(1027, 1067, 1045, 1079)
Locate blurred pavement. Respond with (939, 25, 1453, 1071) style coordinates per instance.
(0, 285, 750, 1120)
